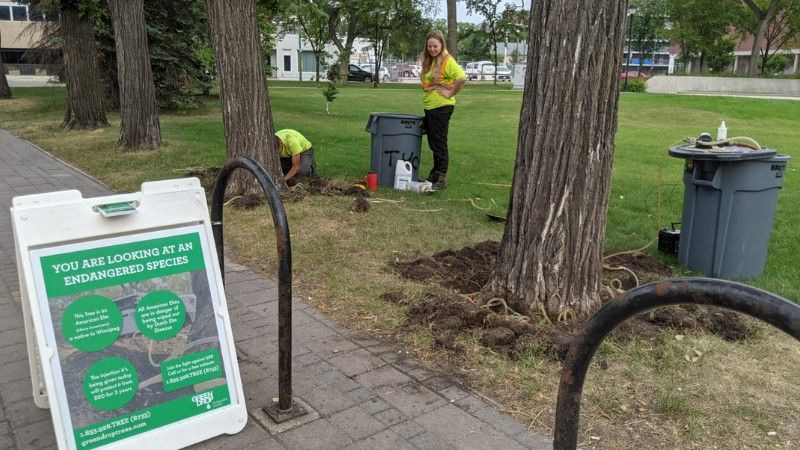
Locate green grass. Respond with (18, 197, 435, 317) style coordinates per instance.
(2, 84, 798, 301)
(3, 84, 800, 447)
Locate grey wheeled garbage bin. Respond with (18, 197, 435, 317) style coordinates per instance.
(669, 144, 789, 279)
(365, 113, 425, 187)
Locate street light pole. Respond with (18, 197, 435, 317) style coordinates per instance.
(624, 8, 636, 92)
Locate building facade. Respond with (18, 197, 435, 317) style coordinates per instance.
(1, 1, 59, 75)
(268, 32, 373, 81)
(731, 35, 800, 76)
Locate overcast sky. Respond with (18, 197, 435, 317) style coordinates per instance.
(433, 0, 530, 24)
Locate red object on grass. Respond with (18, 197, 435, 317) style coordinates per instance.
(365, 172, 378, 191)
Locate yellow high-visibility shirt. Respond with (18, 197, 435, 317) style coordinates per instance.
(276, 129, 312, 158)
(421, 54, 466, 110)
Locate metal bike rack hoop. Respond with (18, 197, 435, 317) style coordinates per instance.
(210, 156, 305, 422)
(554, 277, 800, 449)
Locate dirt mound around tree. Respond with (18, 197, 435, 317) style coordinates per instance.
(403, 290, 756, 361)
(404, 289, 582, 360)
(393, 241, 756, 360)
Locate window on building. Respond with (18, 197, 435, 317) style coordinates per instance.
(0, 6, 11, 20)
(11, 5, 27, 21)
(29, 5, 44, 21)
(0, 50, 25, 64)
(300, 51, 317, 72)
(283, 55, 291, 72)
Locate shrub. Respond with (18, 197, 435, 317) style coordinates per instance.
(762, 54, 790, 76)
(706, 36, 736, 73)
(621, 77, 647, 93)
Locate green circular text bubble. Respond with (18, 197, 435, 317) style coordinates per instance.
(61, 295, 123, 352)
(134, 290, 186, 341)
(83, 357, 138, 410)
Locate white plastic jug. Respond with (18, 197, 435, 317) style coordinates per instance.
(394, 160, 413, 190)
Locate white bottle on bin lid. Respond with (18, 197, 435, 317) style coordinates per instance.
(716, 121, 727, 141)
(394, 160, 413, 190)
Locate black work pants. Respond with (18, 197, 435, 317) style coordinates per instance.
(280, 148, 316, 177)
(423, 105, 454, 176)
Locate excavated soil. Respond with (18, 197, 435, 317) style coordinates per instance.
(285, 175, 369, 201)
(393, 241, 756, 360)
(183, 166, 220, 196)
(182, 169, 369, 210)
(404, 289, 581, 360)
(392, 240, 499, 294)
(349, 190, 371, 212)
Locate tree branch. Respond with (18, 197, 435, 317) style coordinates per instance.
(741, 0, 764, 17)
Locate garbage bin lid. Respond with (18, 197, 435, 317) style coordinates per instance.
(668, 144, 777, 161)
(368, 112, 424, 120)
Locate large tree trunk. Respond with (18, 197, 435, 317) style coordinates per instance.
(447, 0, 458, 58)
(481, 0, 628, 319)
(60, 1, 108, 130)
(744, 0, 781, 77)
(205, 0, 285, 194)
(108, 0, 161, 150)
(0, 33, 11, 99)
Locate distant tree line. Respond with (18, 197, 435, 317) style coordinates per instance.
(630, 0, 800, 76)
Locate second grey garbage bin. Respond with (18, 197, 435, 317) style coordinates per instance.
(365, 113, 425, 187)
(669, 145, 789, 279)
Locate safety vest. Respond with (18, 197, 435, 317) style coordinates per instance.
(421, 54, 455, 90)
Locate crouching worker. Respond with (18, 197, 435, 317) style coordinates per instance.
(275, 129, 316, 182)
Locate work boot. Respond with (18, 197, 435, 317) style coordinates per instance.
(432, 174, 447, 190)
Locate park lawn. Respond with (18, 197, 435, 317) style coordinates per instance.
(2, 84, 800, 448)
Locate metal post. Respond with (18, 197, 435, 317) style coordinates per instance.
(210, 156, 307, 422)
(298, 33, 303, 82)
(553, 278, 800, 450)
(624, 9, 635, 92)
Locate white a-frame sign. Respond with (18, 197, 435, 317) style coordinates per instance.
(11, 178, 247, 449)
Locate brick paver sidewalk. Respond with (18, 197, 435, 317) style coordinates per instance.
(0, 129, 551, 449)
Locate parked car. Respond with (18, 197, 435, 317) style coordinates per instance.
(329, 64, 374, 82)
(360, 63, 390, 81)
(395, 63, 418, 77)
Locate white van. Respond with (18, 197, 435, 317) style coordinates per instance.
(465, 61, 499, 81)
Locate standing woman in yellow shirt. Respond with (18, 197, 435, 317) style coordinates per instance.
(420, 30, 466, 189)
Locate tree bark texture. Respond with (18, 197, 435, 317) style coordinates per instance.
(0, 33, 12, 99)
(60, 2, 108, 129)
(204, 0, 285, 194)
(108, 0, 161, 150)
(447, 0, 458, 58)
(482, 0, 628, 319)
(328, 6, 359, 86)
(744, 0, 781, 76)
